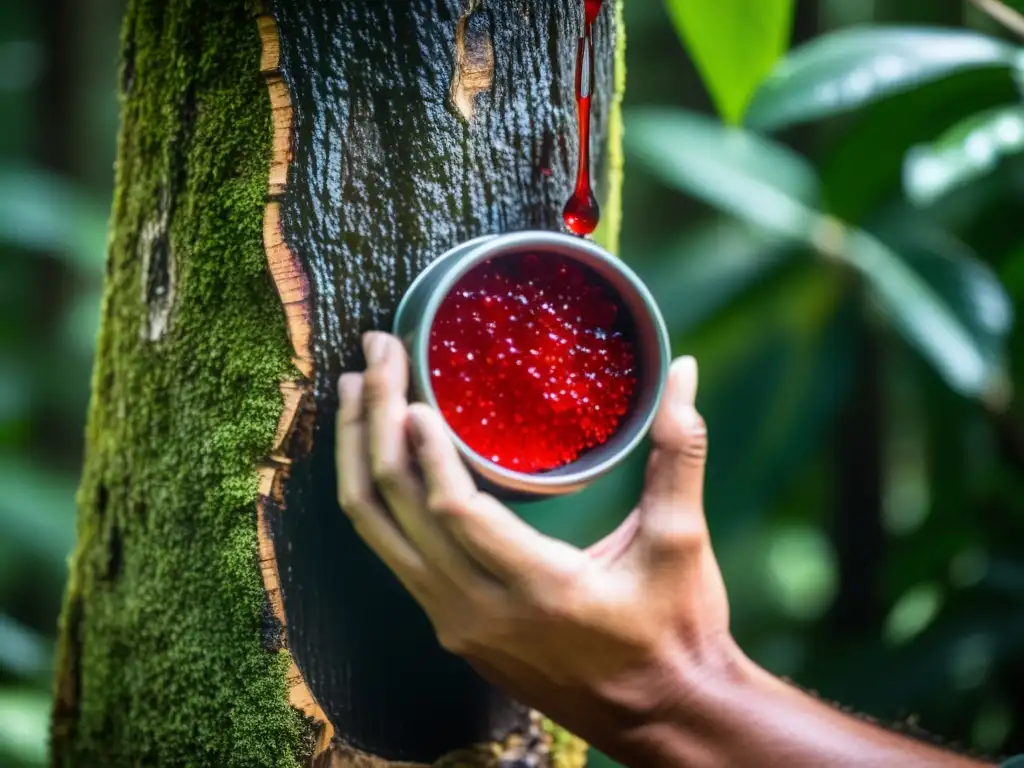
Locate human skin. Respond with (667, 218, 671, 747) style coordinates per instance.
(335, 331, 993, 768)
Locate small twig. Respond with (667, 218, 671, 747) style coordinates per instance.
(969, 0, 1024, 40)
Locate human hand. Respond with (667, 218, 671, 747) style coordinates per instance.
(335, 331, 739, 758)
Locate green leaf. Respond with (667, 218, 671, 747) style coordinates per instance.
(0, 41, 45, 94)
(639, 219, 791, 334)
(904, 105, 1024, 207)
(884, 581, 946, 645)
(0, 688, 50, 767)
(60, 285, 104, 356)
(0, 165, 108, 275)
(745, 27, 1023, 132)
(625, 108, 821, 241)
(665, 0, 795, 125)
(626, 108, 1012, 401)
(820, 64, 1020, 222)
(764, 524, 839, 622)
(0, 614, 52, 680)
(0, 457, 77, 567)
(697, 267, 857, 542)
(809, 604, 1024, 715)
(844, 217, 1013, 401)
(0, 360, 31, 428)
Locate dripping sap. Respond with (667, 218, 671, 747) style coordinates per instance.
(562, 0, 604, 237)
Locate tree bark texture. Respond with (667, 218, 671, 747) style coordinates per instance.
(50, 1, 625, 767)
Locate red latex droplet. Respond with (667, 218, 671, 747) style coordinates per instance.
(563, 171, 599, 236)
(563, 1, 603, 237)
(428, 253, 638, 474)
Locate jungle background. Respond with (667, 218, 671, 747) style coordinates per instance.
(4, 0, 1024, 765)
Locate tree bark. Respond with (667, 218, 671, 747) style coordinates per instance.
(50, 1, 625, 766)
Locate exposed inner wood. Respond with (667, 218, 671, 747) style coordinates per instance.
(256, 11, 334, 760)
(451, 3, 494, 122)
(264, 200, 314, 378)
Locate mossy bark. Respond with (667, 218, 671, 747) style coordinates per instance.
(50, 1, 625, 766)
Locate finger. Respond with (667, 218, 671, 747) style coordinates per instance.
(362, 331, 421, 505)
(335, 373, 431, 601)
(637, 356, 710, 555)
(407, 403, 582, 584)
(362, 333, 484, 585)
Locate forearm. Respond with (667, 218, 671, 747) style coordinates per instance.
(603, 648, 993, 768)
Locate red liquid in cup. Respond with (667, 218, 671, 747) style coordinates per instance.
(428, 252, 638, 473)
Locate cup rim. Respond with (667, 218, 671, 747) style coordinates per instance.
(407, 230, 671, 496)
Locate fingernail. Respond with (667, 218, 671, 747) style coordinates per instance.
(670, 356, 699, 408)
(339, 373, 361, 398)
(362, 332, 387, 365)
(338, 373, 363, 412)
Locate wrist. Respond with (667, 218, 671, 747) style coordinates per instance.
(599, 640, 992, 768)
(592, 634, 756, 768)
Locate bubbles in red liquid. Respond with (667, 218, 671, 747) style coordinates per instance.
(428, 253, 638, 474)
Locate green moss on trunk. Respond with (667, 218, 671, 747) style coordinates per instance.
(50, 1, 307, 765)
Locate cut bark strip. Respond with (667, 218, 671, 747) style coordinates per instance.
(266, 76, 292, 197)
(264, 202, 312, 377)
(256, 10, 333, 762)
(272, 380, 306, 452)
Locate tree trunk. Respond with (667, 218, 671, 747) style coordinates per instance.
(50, 1, 625, 766)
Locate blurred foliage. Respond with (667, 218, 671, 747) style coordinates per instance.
(665, 0, 795, 124)
(0, 2, 122, 764)
(3, 1, 1024, 767)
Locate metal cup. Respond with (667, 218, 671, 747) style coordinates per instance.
(393, 231, 671, 501)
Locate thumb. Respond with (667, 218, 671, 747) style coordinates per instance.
(637, 356, 709, 553)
